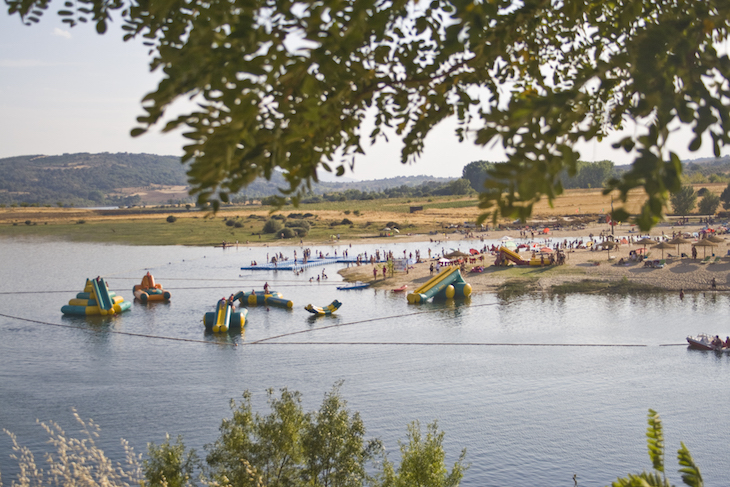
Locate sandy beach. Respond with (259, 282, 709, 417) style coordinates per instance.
(337, 222, 730, 293)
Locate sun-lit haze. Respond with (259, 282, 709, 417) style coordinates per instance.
(1, 12, 725, 182)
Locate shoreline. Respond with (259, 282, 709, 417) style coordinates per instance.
(2, 214, 727, 293)
(337, 222, 730, 294)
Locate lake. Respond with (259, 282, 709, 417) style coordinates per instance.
(1, 238, 729, 486)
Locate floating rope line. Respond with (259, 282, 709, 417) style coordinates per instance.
(243, 298, 667, 346)
(0, 290, 83, 294)
(0, 306, 685, 349)
(246, 308, 465, 344)
(244, 342, 648, 347)
(0, 282, 342, 295)
(0, 312, 237, 347)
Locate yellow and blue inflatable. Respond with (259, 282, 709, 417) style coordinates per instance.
(407, 267, 472, 304)
(133, 272, 171, 303)
(203, 297, 247, 333)
(62, 278, 131, 316)
(304, 300, 342, 316)
(234, 290, 293, 309)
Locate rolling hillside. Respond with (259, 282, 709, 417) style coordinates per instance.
(0, 152, 454, 206)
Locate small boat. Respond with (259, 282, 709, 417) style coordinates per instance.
(392, 285, 408, 292)
(337, 282, 370, 290)
(305, 300, 342, 315)
(687, 334, 730, 351)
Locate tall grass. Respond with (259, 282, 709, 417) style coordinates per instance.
(2, 409, 142, 487)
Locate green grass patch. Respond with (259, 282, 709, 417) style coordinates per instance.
(295, 195, 479, 214)
(422, 198, 479, 210)
(485, 264, 586, 278)
(549, 277, 666, 295)
(496, 278, 540, 300)
(0, 217, 265, 246)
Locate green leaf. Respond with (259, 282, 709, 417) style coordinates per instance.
(677, 442, 703, 487)
(645, 409, 665, 475)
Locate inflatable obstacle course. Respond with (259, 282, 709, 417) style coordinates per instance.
(304, 300, 342, 316)
(407, 267, 472, 303)
(203, 297, 247, 332)
(495, 246, 555, 266)
(133, 272, 171, 303)
(234, 290, 293, 309)
(62, 278, 132, 316)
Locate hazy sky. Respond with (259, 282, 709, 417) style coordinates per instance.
(1, 12, 724, 181)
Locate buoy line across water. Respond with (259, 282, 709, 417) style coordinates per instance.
(1, 300, 683, 348)
(0, 312, 237, 347)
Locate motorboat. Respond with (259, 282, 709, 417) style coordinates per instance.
(687, 334, 729, 351)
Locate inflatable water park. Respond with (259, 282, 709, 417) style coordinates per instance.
(57, 248, 476, 330)
(61, 277, 132, 316)
(203, 297, 247, 333)
(407, 267, 472, 303)
(133, 272, 171, 303)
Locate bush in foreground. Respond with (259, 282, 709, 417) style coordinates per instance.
(1, 385, 467, 487)
(0, 393, 700, 487)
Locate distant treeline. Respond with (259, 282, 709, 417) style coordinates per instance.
(277, 179, 474, 204)
(461, 159, 619, 192)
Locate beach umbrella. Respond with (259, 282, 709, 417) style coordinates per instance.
(539, 247, 553, 253)
(469, 248, 480, 255)
(501, 235, 513, 241)
(668, 236, 692, 257)
(707, 235, 725, 244)
(635, 237, 654, 254)
(651, 241, 674, 259)
(693, 239, 717, 258)
(503, 240, 517, 249)
(445, 251, 469, 259)
(601, 240, 618, 259)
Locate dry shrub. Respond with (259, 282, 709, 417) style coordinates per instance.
(2, 409, 142, 487)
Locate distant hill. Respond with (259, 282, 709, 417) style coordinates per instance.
(0, 153, 188, 206)
(0, 153, 454, 206)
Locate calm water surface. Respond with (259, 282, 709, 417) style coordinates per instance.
(1, 238, 729, 486)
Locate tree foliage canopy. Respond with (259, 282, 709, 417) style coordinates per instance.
(697, 191, 720, 215)
(204, 384, 382, 487)
(719, 183, 730, 210)
(7, 0, 730, 228)
(670, 186, 697, 216)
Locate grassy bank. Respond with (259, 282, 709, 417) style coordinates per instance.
(0, 186, 653, 246)
(549, 278, 668, 295)
(0, 198, 469, 245)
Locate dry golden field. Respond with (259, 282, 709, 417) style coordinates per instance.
(0, 184, 724, 247)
